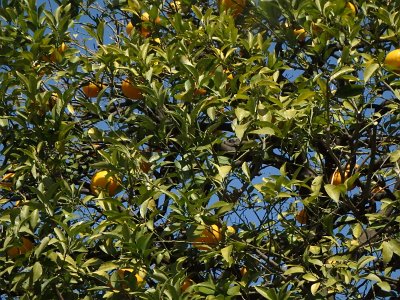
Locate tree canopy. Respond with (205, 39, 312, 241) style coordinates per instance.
(0, 0, 399, 299)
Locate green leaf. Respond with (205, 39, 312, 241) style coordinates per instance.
(324, 184, 341, 203)
(235, 107, 251, 122)
(234, 123, 249, 140)
(214, 165, 232, 181)
(329, 66, 354, 82)
(221, 245, 233, 266)
(335, 84, 364, 98)
(242, 161, 251, 180)
(358, 256, 377, 269)
(389, 239, 400, 256)
(382, 241, 393, 264)
(32, 262, 43, 282)
(364, 273, 381, 282)
(377, 281, 391, 292)
(284, 266, 304, 275)
(250, 127, 275, 135)
(364, 63, 379, 83)
(389, 149, 400, 163)
(254, 286, 278, 300)
(303, 273, 319, 282)
(352, 223, 362, 239)
(311, 282, 320, 296)
(34, 236, 50, 258)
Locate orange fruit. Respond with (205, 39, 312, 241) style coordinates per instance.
(295, 209, 308, 224)
(126, 22, 134, 35)
(193, 224, 221, 250)
(385, 49, 400, 72)
(90, 170, 120, 196)
(293, 28, 306, 41)
(140, 25, 151, 38)
(117, 268, 144, 287)
(7, 246, 20, 258)
(82, 83, 104, 98)
(169, 1, 181, 12)
(219, 0, 246, 16)
(122, 79, 143, 99)
(240, 266, 248, 277)
(311, 22, 323, 35)
(20, 237, 34, 254)
(345, 2, 356, 16)
(226, 226, 236, 235)
(330, 165, 357, 186)
(140, 160, 152, 173)
(194, 88, 207, 96)
(181, 278, 194, 292)
(141, 12, 150, 22)
(43, 43, 67, 63)
(7, 237, 34, 258)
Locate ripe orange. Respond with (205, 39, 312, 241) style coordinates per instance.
(7, 237, 34, 258)
(293, 28, 306, 41)
(117, 268, 144, 287)
(140, 25, 151, 38)
(82, 83, 104, 98)
(90, 170, 120, 196)
(139, 11, 161, 26)
(219, 0, 246, 16)
(126, 22, 134, 35)
(169, 1, 181, 12)
(155, 16, 162, 25)
(122, 79, 143, 99)
(330, 164, 358, 189)
(20, 237, 34, 254)
(345, 2, 356, 16)
(385, 49, 400, 72)
(193, 224, 221, 250)
(226, 226, 236, 235)
(194, 88, 207, 96)
(140, 160, 152, 173)
(43, 43, 67, 63)
(7, 246, 20, 258)
(311, 22, 323, 35)
(141, 12, 150, 22)
(295, 209, 308, 224)
(181, 278, 194, 292)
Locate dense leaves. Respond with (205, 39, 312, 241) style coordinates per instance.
(0, 0, 399, 299)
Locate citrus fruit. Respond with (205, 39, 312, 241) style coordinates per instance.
(82, 83, 104, 98)
(193, 224, 221, 250)
(181, 278, 194, 292)
(384, 49, 400, 72)
(117, 268, 144, 287)
(295, 209, 308, 224)
(345, 2, 356, 16)
(126, 22, 134, 35)
(219, 0, 246, 16)
(90, 170, 119, 196)
(293, 28, 306, 41)
(122, 79, 143, 99)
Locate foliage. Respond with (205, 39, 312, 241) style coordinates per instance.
(0, 0, 399, 299)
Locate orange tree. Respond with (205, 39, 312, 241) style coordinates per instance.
(0, 0, 399, 299)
